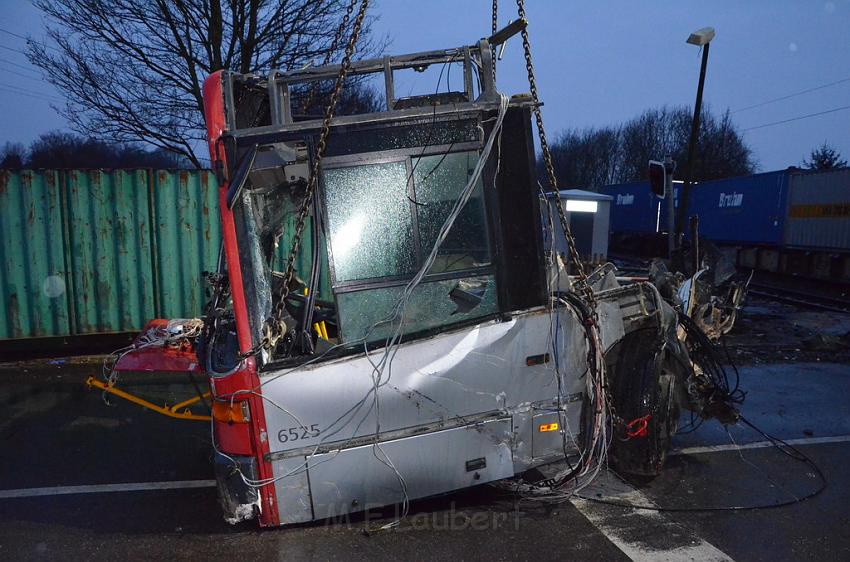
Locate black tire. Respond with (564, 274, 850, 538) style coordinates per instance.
(606, 330, 680, 478)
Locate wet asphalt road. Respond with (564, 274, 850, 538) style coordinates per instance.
(1, 358, 849, 561)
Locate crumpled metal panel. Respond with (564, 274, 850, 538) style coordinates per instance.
(261, 309, 588, 521)
(308, 418, 514, 521)
(0, 170, 70, 338)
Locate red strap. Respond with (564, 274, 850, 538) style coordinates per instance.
(625, 414, 652, 438)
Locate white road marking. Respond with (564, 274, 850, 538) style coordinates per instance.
(0, 480, 216, 499)
(572, 476, 734, 562)
(2, 434, 847, 505)
(671, 433, 850, 457)
(569, 434, 850, 560)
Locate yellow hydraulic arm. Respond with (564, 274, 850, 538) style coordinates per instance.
(86, 376, 211, 421)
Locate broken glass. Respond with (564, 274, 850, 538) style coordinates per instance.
(336, 274, 498, 342)
(324, 161, 417, 282)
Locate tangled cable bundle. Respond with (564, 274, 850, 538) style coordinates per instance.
(676, 310, 745, 427)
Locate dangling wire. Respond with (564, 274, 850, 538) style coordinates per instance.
(491, 0, 499, 83)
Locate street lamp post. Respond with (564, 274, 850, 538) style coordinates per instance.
(675, 27, 715, 268)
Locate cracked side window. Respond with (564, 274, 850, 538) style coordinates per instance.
(412, 151, 490, 273)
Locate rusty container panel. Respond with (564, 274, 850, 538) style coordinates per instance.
(64, 169, 156, 334)
(0, 170, 71, 339)
(785, 168, 850, 250)
(151, 169, 222, 319)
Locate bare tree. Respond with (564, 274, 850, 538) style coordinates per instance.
(618, 107, 689, 183)
(693, 109, 755, 180)
(548, 105, 756, 188)
(547, 127, 621, 189)
(27, 0, 381, 168)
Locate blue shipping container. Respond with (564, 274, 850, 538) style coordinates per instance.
(685, 170, 788, 245)
(599, 181, 659, 234)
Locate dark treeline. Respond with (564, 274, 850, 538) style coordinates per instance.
(0, 131, 191, 170)
(544, 105, 757, 190)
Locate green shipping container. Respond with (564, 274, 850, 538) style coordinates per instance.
(0, 169, 222, 340)
(0, 170, 70, 339)
(150, 170, 221, 320)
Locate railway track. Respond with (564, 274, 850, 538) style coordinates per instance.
(612, 254, 850, 313)
(748, 283, 850, 314)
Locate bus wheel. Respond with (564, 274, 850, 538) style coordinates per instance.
(607, 331, 679, 478)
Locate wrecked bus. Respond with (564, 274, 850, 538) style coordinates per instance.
(195, 25, 694, 526)
(92, 17, 741, 528)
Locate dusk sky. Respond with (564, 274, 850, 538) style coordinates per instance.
(1, 1, 848, 172)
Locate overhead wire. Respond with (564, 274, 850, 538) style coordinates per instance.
(732, 76, 850, 113)
(0, 26, 31, 43)
(0, 81, 59, 98)
(0, 43, 29, 56)
(742, 104, 850, 132)
(0, 66, 49, 83)
(0, 84, 63, 104)
(0, 26, 63, 53)
(0, 57, 43, 76)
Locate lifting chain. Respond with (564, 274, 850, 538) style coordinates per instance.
(301, 0, 358, 113)
(242, 0, 369, 358)
(512, 0, 626, 432)
(514, 0, 595, 309)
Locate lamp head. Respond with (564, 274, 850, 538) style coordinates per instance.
(687, 27, 715, 46)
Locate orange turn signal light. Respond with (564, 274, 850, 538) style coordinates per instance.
(538, 422, 559, 432)
(212, 400, 250, 424)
